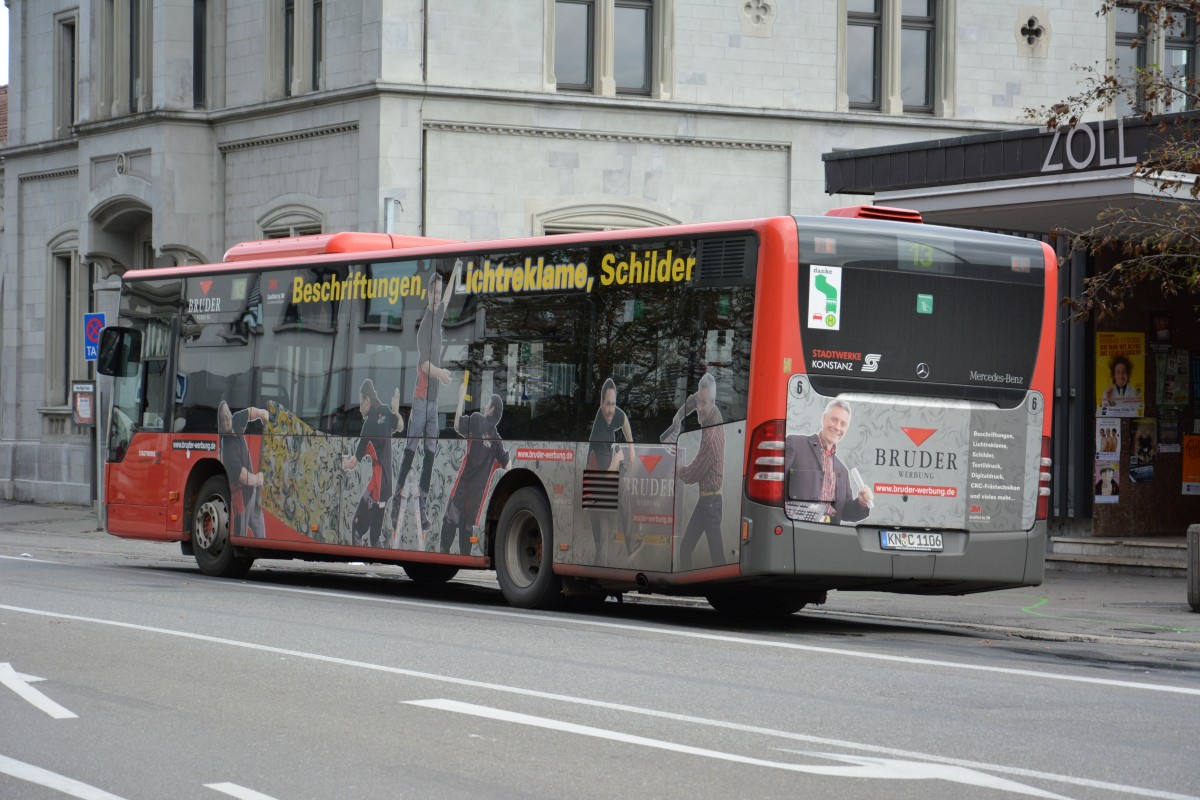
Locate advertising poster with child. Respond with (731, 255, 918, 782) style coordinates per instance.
(1096, 332, 1145, 418)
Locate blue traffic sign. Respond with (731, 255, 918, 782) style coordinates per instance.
(83, 313, 106, 361)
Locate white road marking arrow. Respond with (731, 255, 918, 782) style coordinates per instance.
(205, 782, 282, 800)
(0, 662, 78, 719)
(408, 699, 1073, 800)
(0, 753, 128, 799)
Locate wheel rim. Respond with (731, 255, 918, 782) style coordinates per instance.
(504, 509, 543, 589)
(194, 494, 228, 553)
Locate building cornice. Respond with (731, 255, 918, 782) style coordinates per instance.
(423, 121, 789, 151)
(19, 167, 80, 183)
(219, 122, 360, 153)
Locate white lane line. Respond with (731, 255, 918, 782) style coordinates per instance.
(7, 547, 1199, 694)
(0, 662, 78, 719)
(0, 753, 128, 800)
(407, 699, 1073, 800)
(0, 603, 1193, 800)
(0, 554, 59, 563)
(205, 782, 281, 799)
(239, 581, 1200, 697)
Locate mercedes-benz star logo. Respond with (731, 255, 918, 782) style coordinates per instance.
(916, 363, 930, 380)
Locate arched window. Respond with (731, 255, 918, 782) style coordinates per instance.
(532, 202, 679, 235)
(257, 197, 325, 238)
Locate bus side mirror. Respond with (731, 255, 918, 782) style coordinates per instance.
(97, 327, 143, 377)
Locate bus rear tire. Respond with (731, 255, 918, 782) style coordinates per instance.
(706, 587, 807, 618)
(402, 563, 459, 584)
(192, 476, 254, 579)
(495, 487, 563, 610)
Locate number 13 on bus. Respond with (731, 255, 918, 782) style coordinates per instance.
(98, 206, 1054, 616)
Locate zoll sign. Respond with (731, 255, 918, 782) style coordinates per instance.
(1040, 117, 1141, 174)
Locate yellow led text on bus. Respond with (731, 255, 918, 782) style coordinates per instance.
(599, 250, 695, 287)
(291, 271, 424, 305)
(455, 258, 593, 296)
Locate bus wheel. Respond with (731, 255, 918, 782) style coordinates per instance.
(402, 563, 459, 584)
(495, 487, 563, 609)
(705, 587, 807, 618)
(192, 476, 254, 579)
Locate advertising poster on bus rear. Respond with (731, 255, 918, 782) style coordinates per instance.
(783, 375, 1040, 533)
(1096, 332, 1145, 418)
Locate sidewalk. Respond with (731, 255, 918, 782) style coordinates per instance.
(3, 500, 1198, 649)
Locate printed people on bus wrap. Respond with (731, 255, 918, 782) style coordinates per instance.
(1102, 356, 1141, 409)
(438, 386, 511, 555)
(673, 373, 727, 570)
(785, 398, 873, 524)
(342, 378, 403, 548)
(586, 377, 636, 563)
(392, 263, 459, 539)
(217, 400, 270, 538)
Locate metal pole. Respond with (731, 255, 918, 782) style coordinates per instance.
(96, 385, 104, 530)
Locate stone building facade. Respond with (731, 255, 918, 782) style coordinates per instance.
(0, 1, 1123, 505)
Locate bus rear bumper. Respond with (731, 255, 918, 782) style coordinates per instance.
(740, 500, 1046, 595)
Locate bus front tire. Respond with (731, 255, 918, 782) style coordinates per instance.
(402, 563, 459, 584)
(191, 476, 254, 579)
(495, 487, 563, 610)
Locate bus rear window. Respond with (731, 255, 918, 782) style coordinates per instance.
(795, 218, 1045, 403)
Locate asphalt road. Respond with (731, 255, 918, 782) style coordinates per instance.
(1, 524, 1199, 800)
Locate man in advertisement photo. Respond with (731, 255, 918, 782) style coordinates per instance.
(786, 398, 873, 524)
(392, 263, 458, 538)
(674, 373, 727, 570)
(586, 377, 636, 562)
(218, 400, 270, 538)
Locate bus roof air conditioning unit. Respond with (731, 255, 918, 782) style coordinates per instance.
(824, 205, 923, 224)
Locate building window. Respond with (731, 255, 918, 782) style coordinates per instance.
(551, 0, 670, 97)
(97, 0, 152, 117)
(614, 0, 652, 94)
(129, 0, 142, 111)
(279, 0, 324, 98)
(194, 0, 208, 108)
(1113, 5, 1197, 116)
(847, 0, 881, 107)
(313, 0, 324, 92)
(265, 223, 323, 239)
(1114, 6, 1147, 117)
(843, 0, 947, 115)
(555, 1, 594, 90)
(284, 0, 296, 96)
(47, 243, 94, 407)
(1163, 10, 1195, 112)
(54, 13, 79, 137)
(531, 202, 678, 235)
(900, 0, 934, 112)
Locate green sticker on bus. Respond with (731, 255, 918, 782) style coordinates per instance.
(917, 294, 934, 314)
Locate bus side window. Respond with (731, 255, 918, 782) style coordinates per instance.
(141, 358, 168, 429)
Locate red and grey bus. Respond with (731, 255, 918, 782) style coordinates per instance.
(97, 208, 1056, 615)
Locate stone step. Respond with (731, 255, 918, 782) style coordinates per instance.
(1045, 552, 1187, 578)
(1049, 537, 1187, 564)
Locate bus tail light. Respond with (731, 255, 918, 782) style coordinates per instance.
(1036, 437, 1052, 520)
(746, 419, 787, 506)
